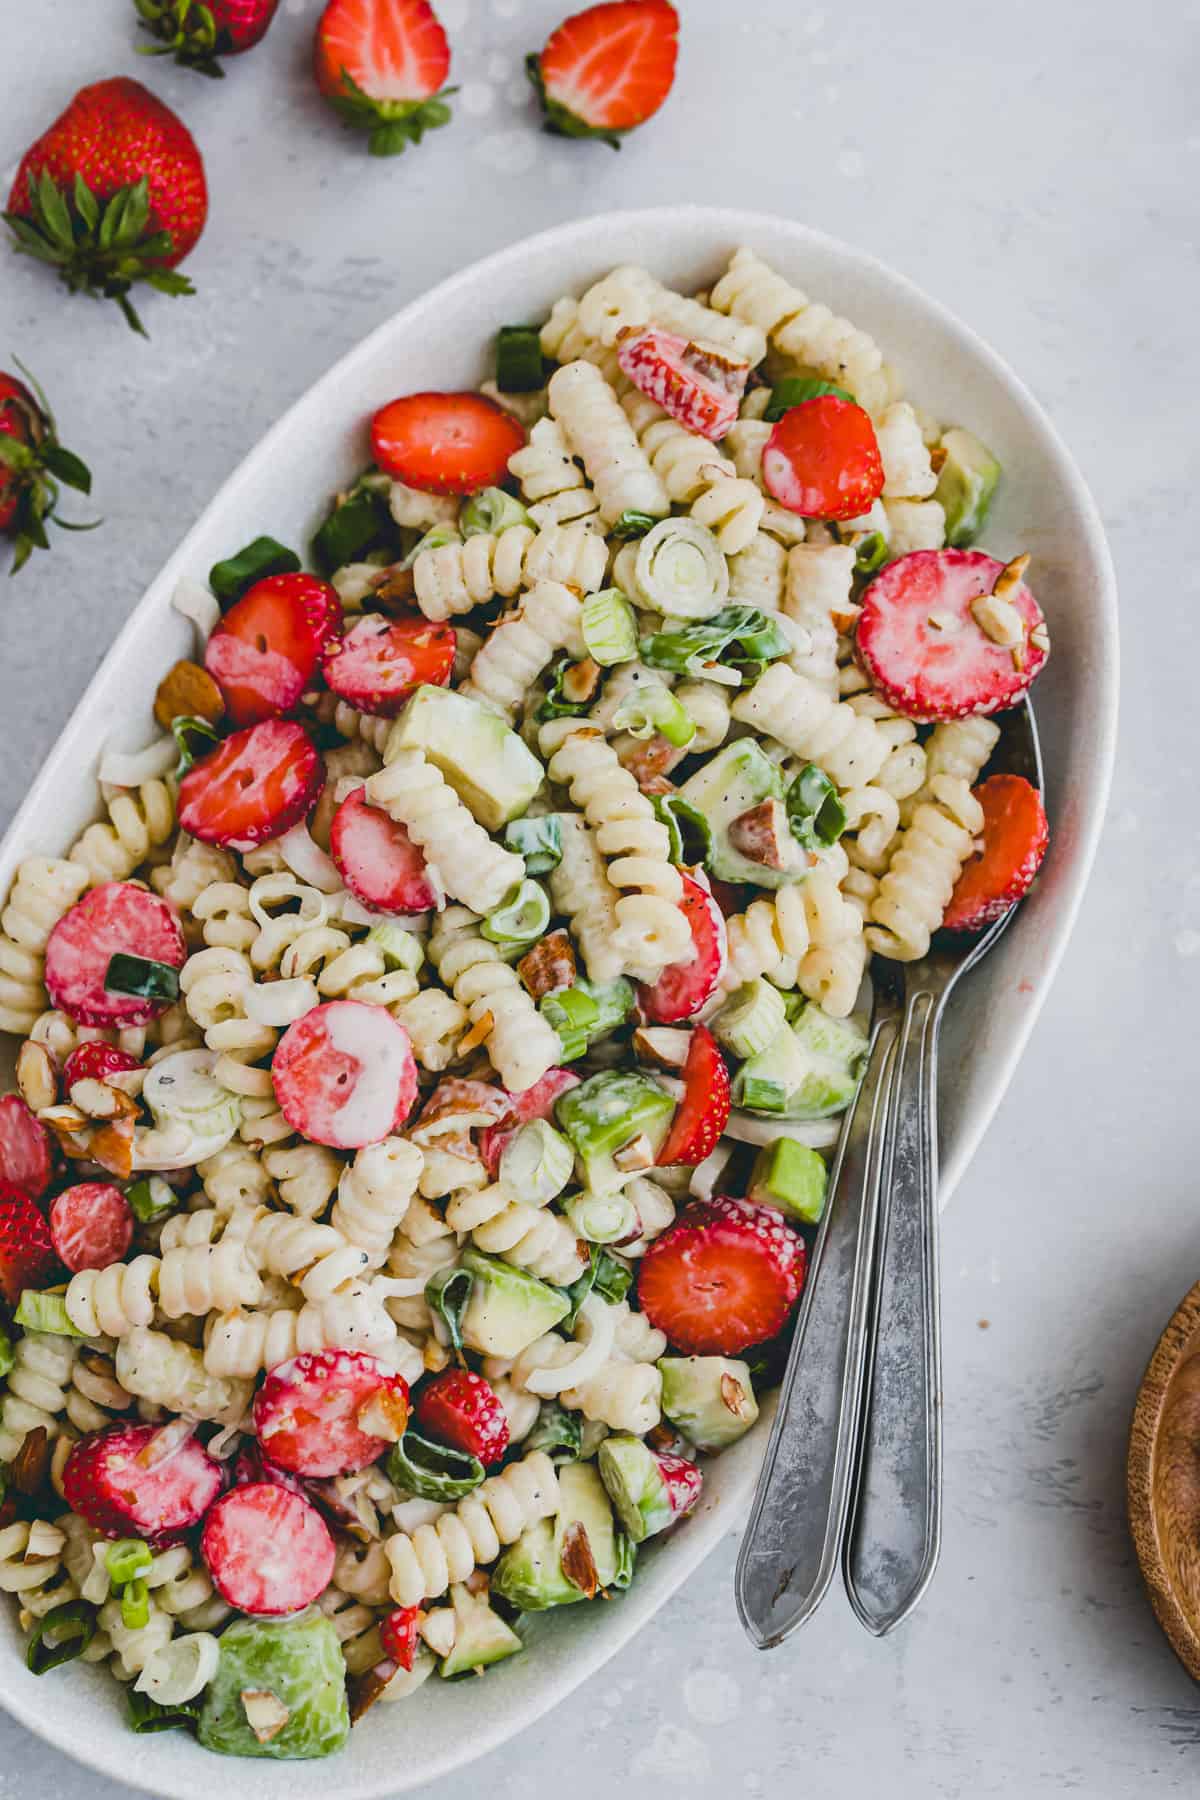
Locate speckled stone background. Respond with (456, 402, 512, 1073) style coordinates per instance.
(0, 0, 1192, 1791)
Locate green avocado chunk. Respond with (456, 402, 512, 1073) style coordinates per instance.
(733, 1003, 868, 1119)
(458, 1247, 570, 1359)
(438, 1584, 523, 1678)
(556, 1070, 675, 1193)
(388, 685, 544, 828)
(658, 1355, 760, 1450)
(491, 1462, 619, 1610)
(747, 1137, 829, 1224)
(934, 427, 1002, 548)
(677, 739, 800, 889)
(597, 1436, 673, 1543)
(197, 1615, 349, 1760)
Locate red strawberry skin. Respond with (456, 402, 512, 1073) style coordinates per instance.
(944, 774, 1049, 932)
(656, 1024, 731, 1166)
(380, 1605, 421, 1672)
(618, 327, 747, 442)
(136, 0, 282, 69)
(529, 0, 679, 146)
(637, 1196, 806, 1355)
(63, 1422, 223, 1543)
(415, 1369, 510, 1467)
(0, 375, 40, 534)
(762, 396, 884, 522)
(205, 572, 342, 727)
(8, 79, 207, 268)
(0, 1184, 60, 1307)
(371, 392, 525, 496)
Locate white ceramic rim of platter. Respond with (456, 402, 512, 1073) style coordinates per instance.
(0, 205, 1118, 1796)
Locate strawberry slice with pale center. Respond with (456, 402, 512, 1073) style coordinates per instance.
(618, 326, 748, 442)
(321, 613, 454, 717)
(637, 1195, 806, 1355)
(529, 0, 680, 145)
(370, 391, 525, 496)
(205, 571, 342, 728)
(330, 786, 437, 914)
(638, 872, 727, 1025)
(943, 773, 1048, 933)
(761, 394, 884, 522)
(656, 1023, 731, 1166)
(178, 718, 325, 851)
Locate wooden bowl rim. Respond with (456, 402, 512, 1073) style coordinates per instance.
(1127, 1273, 1200, 1683)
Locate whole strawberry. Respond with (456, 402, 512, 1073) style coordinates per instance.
(3, 78, 208, 335)
(0, 365, 95, 575)
(135, 0, 283, 77)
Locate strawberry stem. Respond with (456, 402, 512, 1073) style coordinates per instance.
(133, 0, 230, 77)
(0, 359, 98, 576)
(327, 70, 457, 157)
(524, 54, 624, 150)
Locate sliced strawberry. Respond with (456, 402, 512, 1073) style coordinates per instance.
(761, 395, 884, 522)
(61, 1042, 143, 1093)
(0, 1094, 53, 1199)
(478, 1066, 581, 1176)
(414, 1368, 510, 1468)
(205, 572, 342, 728)
(657, 1449, 703, 1518)
(44, 882, 186, 1028)
(857, 549, 1049, 721)
(49, 1181, 133, 1273)
(638, 872, 727, 1025)
(313, 0, 454, 158)
(322, 613, 454, 717)
(617, 327, 748, 442)
(178, 719, 325, 851)
(272, 999, 418, 1149)
(379, 1604, 421, 1672)
(528, 0, 679, 146)
(253, 1348, 410, 1478)
(201, 1483, 335, 1615)
(0, 1184, 60, 1306)
(943, 774, 1048, 933)
(637, 1195, 806, 1354)
(656, 1024, 730, 1167)
(63, 1422, 223, 1543)
(330, 787, 437, 914)
(370, 392, 525, 496)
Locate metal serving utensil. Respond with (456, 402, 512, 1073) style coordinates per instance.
(735, 698, 1044, 1650)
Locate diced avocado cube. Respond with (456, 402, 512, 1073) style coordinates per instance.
(598, 1436, 673, 1543)
(197, 1615, 349, 1760)
(556, 1071, 674, 1193)
(678, 739, 797, 889)
(555, 1461, 619, 1586)
(732, 1023, 812, 1115)
(490, 1518, 575, 1611)
(491, 1461, 619, 1610)
(733, 1005, 868, 1120)
(388, 685, 544, 828)
(934, 427, 1002, 548)
(659, 1356, 759, 1451)
(747, 1137, 828, 1225)
(458, 1248, 570, 1358)
(438, 1583, 523, 1678)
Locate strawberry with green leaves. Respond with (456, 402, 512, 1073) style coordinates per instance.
(314, 0, 455, 157)
(3, 78, 208, 335)
(0, 365, 95, 575)
(134, 0, 283, 77)
(527, 0, 679, 148)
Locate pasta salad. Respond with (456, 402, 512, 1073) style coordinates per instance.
(0, 247, 1049, 1758)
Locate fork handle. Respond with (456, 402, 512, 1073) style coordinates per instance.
(734, 1005, 899, 1649)
(842, 986, 944, 1636)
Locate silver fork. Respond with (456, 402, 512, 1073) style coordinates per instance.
(735, 699, 1043, 1648)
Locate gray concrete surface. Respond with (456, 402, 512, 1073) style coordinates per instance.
(0, 0, 1194, 1791)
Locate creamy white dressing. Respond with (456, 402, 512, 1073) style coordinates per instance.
(323, 1002, 413, 1145)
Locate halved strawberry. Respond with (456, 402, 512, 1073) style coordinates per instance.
(943, 774, 1048, 933)
(330, 786, 437, 914)
(63, 1422, 223, 1543)
(857, 549, 1049, 721)
(527, 0, 679, 148)
(0, 1183, 60, 1306)
(0, 1093, 53, 1199)
(638, 872, 727, 1026)
(762, 395, 884, 522)
(637, 1195, 806, 1354)
(61, 1042, 143, 1092)
(321, 613, 454, 717)
(617, 327, 748, 442)
(414, 1368, 510, 1467)
(44, 883, 186, 1029)
(253, 1349, 410, 1478)
(313, 0, 453, 155)
(205, 572, 342, 728)
(178, 719, 325, 850)
(370, 392, 524, 496)
(380, 1604, 421, 1671)
(49, 1181, 133, 1273)
(656, 1023, 730, 1166)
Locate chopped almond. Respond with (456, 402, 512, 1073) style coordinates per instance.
(560, 1521, 599, 1598)
(153, 658, 224, 730)
(727, 798, 792, 871)
(561, 658, 602, 705)
(357, 1386, 410, 1443)
(518, 929, 576, 1000)
(632, 1026, 692, 1070)
(10, 1426, 50, 1497)
(241, 1690, 290, 1744)
(613, 1133, 654, 1173)
(16, 1041, 56, 1113)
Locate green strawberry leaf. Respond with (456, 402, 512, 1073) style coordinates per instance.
(41, 444, 92, 493)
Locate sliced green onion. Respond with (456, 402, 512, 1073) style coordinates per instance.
(611, 1532, 638, 1590)
(127, 1689, 202, 1735)
(640, 606, 786, 676)
(537, 655, 594, 722)
(651, 794, 713, 867)
(424, 1264, 473, 1360)
(560, 1189, 638, 1244)
(14, 1290, 89, 1338)
(0, 1324, 12, 1380)
(26, 1600, 97, 1674)
(120, 1578, 151, 1632)
(388, 1430, 485, 1502)
(503, 814, 563, 875)
(460, 486, 531, 538)
(312, 488, 391, 573)
(401, 522, 462, 571)
(852, 530, 888, 575)
(496, 325, 545, 393)
(610, 511, 658, 540)
(365, 920, 424, 975)
(713, 979, 788, 1060)
(785, 764, 847, 850)
(170, 714, 220, 776)
(540, 977, 634, 1062)
(209, 536, 300, 606)
(104, 954, 180, 1004)
(525, 1399, 582, 1463)
(106, 1539, 153, 1588)
(729, 612, 792, 674)
(127, 1176, 177, 1225)
(482, 878, 551, 949)
(499, 1120, 574, 1206)
(763, 377, 854, 421)
(633, 519, 728, 621)
(612, 682, 696, 748)
(581, 589, 638, 666)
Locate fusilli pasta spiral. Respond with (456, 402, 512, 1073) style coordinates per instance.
(462, 580, 586, 717)
(547, 361, 670, 528)
(866, 774, 984, 961)
(365, 753, 523, 917)
(414, 522, 607, 621)
(384, 1450, 559, 1605)
(0, 857, 88, 1034)
(69, 779, 175, 887)
(428, 907, 561, 1095)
